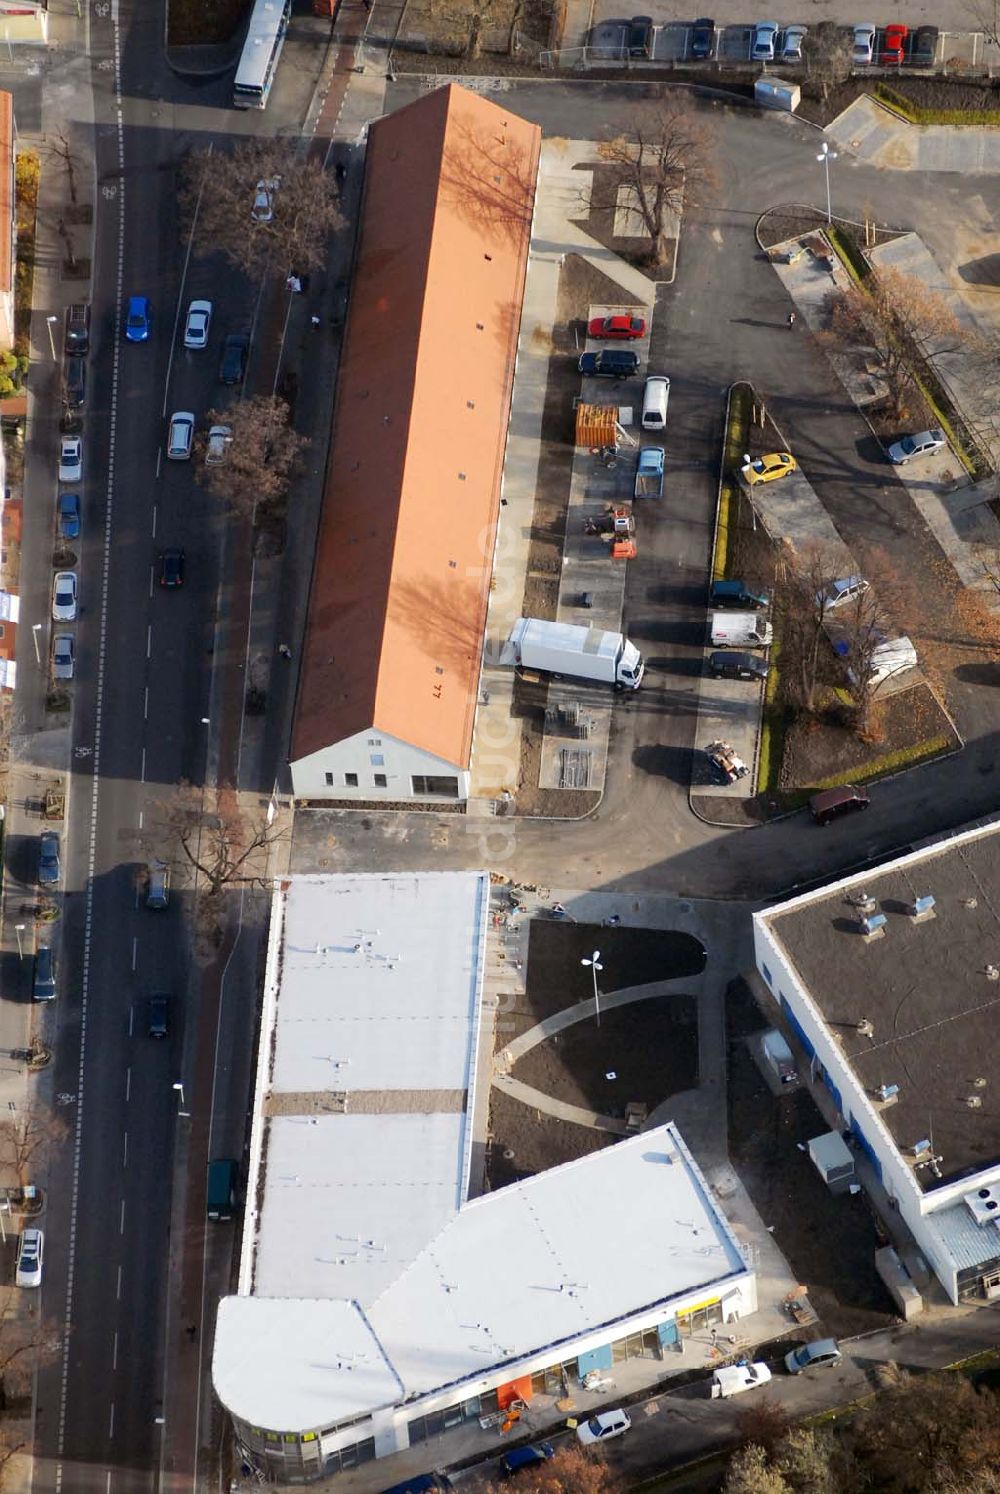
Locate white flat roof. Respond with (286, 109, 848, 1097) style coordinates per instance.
(372, 1125, 745, 1399)
(253, 1113, 466, 1301)
(214, 1298, 402, 1431)
(273, 872, 486, 1093)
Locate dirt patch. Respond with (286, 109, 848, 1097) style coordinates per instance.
(779, 682, 958, 794)
(797, 75, 1000, 128)
(512, 992, 699, 1110)
(168, 0, 249, 45)
(726, 980, 896, 1339)
(395, 0, 552, 62)
(487, 1089, 613, 1189)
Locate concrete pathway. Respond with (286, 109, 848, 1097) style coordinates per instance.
(499, 975, 694, 1067)
(492, 1074, 632, 1132)
(828, 94, 1000, 175)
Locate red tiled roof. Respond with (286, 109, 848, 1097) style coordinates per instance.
(292, 83, 540, 768)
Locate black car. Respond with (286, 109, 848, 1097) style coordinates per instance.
(64, 355, 86, 410)
(33, 946, 56, 1003)
(627, 14, 652, 57)
(578, 349, 640, 379)
(219, 333, 249, 385)
(709, 650, 769, 682)
(148, 994, 169, 1038)
(689, 16, 715, 59)
(910, 24, 938, 64)
(159, 548, 185, 588)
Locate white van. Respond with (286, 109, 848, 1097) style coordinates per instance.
(642, 375, 670, 431)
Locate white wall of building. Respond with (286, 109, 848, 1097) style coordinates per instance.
(290, 726, 470, 802)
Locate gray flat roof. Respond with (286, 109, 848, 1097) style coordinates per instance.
(762, 823, 1000, 1190)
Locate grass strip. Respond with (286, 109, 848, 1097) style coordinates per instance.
(875, 84, 1000, 127)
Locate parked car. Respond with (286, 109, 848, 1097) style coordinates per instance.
(15, 1228, 43, 1288)
(58, 493, 81, 540)
(881, 22, 908, 63)
(148, 994, 169, 1039)
(780, 23, 806, 60)
(578, 349, 640, 378)
(124, 294, 151, 342)
(159, 548, 185, 588)
(910, 24, 939, 64)
(576, 1409, 631, 1446)
(52, 634, 75, 682)
(709, 650, 769, 682)
(500, 1443, 554, 1476)
(252, 177, 280, 223)
(38, 830, 61, 886)
(32, 945, 56, 1002)
(205, 424, 232, 465)
(810, 785, 870, 826)
(52, 571, 78, 622)
(166, 412, 195, 461)
(887, 427, 945, 464)
(183, 299, 212, 350)
(751, 20, 778, 61)
(64, 355, 86, 410)
(58, 435, 82, 483)
(627, 14, 652, 56)
(219, 333, 249, 385)
(785, 1338, 842, 1374)
(587, 313, 645, 340)
(852, 23, 875, 64)
(741, 451, 796, 485)
(65, 302, 90, 354)
(689, 16, 715, 58)
(817, 575, 869, 610)
(712, 1361, 773, 1398)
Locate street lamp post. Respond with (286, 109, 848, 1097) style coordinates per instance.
(816, 142, 837, 226)
(581, 950, 604, 1028)
(31, 623, 41, 667)
(45, 315, 58, 361)
(172, 1082, 190, 1117)
(13, 925, 24, 961)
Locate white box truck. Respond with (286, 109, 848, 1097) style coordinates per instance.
(710, 612, 773, 648)
(507, 618, 644, 689)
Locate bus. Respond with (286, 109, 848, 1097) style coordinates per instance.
(233, 0, 292, 109)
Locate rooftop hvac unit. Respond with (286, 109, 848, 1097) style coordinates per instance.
(860, 912, 887, 938)
(964, 1186, 1000, 1227)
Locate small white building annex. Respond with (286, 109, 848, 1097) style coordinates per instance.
(212, 871, 757, 1485)
(754, 819, 1000, 1309)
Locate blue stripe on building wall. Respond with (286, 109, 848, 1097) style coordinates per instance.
(848, 1117, 883, 1181)
(780, 998, 815, 1061)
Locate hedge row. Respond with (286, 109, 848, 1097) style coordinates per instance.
(875, 84, 1000, 127)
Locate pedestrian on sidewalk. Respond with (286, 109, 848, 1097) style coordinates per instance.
(310, 315, 322, 329)
(787, 311, 796, 328)
(278, 644, 292, 660)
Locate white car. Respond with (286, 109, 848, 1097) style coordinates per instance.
(183, 299, 212, 350)
(576, 1408, 631, 1446)
(205, 424, 232, 465)
(751, 21, 778, 61)
(166, 411, 195, 461)
(852, 23, 876, 64)
(15, 1228, 43, 1288)
(58, 435, 82, 483)
(887, 427, 946, 465)
(712, 1361, 773, 1398)
(252, 176, 280, 223)
(52, 571, 78, 622)
(780, 24, 806, 61)
(52, 633, 75, 681)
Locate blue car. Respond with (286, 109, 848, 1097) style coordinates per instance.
(58, 493, 80, 540)
(125, 295, 151, 342)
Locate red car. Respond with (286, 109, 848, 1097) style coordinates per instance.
(587, 314, 646, 341)
(881, 23, 908, 64)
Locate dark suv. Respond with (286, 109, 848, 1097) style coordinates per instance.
(148, 994, 169, 1038)
(709, 651, 769, 682)
(33, 946, 56, 1003)
(219, 333, 249, 385)
(578, 349, 640, 379)
(627, 15, 652, 57)
(64, 355, 86, 410)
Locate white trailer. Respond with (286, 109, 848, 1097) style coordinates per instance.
(506, 618, 644, 690)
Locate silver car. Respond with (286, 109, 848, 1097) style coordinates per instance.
(52, 571, 78, 622)
(205, 424, 232, 465)
(58, 435, 83, 483)
(887, 427, 946, 465)
(52, 633, 75, 680)
(780, 23, 806, 60)
(166, 411, 195, 461)
(852, 23, 875, 64)
(751, 20, 778, 60)
(183, 299, 212, 350)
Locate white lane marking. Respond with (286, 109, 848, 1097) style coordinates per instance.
(143, 685, 148, 721)
(155, 449, 161, 479)
(148, 565, 154, 600)
(116, 1265, 122, 1301)
(138, 809, 143, 831)
(121, 1133, 127, 1170)
(108, 1402, 114, 1440)
(112, 1332, 118, 1371)
(131, 936, 137, 972)
(151, 501, 157, 536)
(146, 623, 151, 659)
(140, 746, 146, 783)
(125, 1063, 131, 1098)
(119, 1199, 125, 1235)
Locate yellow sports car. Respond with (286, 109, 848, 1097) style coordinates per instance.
(741, 452, 797, 485)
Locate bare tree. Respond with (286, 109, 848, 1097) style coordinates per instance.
(801, 20, 853, 103)
(835, 582, 892, 735)
(849, 1369, 1000, 1491)
(594, 98, 717, 265)
(0, 1293, 60, 1417)
(0, 1104, 67, 1187)
(180, 142, 344, 277)
(142, 783, 287, 898)
(776, 543, 847, 713)
(825, 265, 965, 421)
(195, 395, 307, 524)
(43, 130, 79, 207)
(964, 0, 1000, 48)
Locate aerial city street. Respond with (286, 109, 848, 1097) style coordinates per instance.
(0, 0, 999, 1492)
